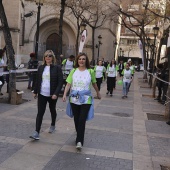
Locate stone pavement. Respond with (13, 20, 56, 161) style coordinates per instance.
(0, 72, 170, 170)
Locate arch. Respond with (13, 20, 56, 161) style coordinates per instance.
(29, 14, 77, 42)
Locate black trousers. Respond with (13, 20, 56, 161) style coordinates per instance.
(107, 77, 116, 94)
(96, 77, 103, 91)
(71, 103, 91, 145)
(119, 70, 123, 77)
(36, 94, 57, 133)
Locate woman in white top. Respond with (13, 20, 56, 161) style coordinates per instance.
(106, 59, 118, 96)
(30, 50, 63, 140)
(121, 63, 133, 99)
(94, 60, 106, 91)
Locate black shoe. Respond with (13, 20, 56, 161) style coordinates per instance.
(0, 93, 3, 96)
(106, 91, 109, 95)
(110, 94, 113, 96)
(166, 121, 170, 125)
(154, 97, 160, 100)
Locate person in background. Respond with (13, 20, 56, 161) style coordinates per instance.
(118, 59, 124, 77)
(63, 53, 101, 150)
(0, 49, 5, 95)
(27, 53, 39, 90)
(128, 59, 135, 91)
(94, 60, 106, 91)
(30, 50, 63, 140)
(62, 55, 75, 76)
(121, 63, 133, 99)
(106, 59, 118, 96)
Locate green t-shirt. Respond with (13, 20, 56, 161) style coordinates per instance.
(66, 68, 96, 104)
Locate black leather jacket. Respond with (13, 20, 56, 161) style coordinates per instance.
(33, 64, 63, 96)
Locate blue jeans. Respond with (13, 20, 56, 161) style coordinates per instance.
(123, 82, 130, 96)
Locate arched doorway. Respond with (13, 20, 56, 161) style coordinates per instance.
(46, 33, 59, 56)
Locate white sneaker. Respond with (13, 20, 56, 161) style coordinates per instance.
(76, 142, 82, 150)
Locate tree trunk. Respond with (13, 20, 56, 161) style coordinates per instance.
(0, 0, 16, 103)
(58, 0, 66, 60)
(152, 78, 157, 98)
(92, 27, 95, 65)
(76, 19, 80, 56)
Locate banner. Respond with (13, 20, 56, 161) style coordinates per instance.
(78, 29, 87, 53)
(138, 40, 145, 68)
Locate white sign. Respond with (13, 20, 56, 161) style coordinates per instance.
(79, 30, 87, 53)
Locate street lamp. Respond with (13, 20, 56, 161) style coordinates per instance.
(35, 0, 44, 59)
(152, 26, 159, 72)
(96, 35, 102, 63)
(80, 21, 87, 33)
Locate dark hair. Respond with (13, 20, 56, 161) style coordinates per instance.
(0, 49, 5, 58)
(30, 52, 36, 58)
(69, 55, 75, 59)
(97, 60, 102, 66)
(110, 59, 116, 67)
(75, 53, 90, 69)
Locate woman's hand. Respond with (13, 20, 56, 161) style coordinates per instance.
(97, 92, 101, 99)
(63, 95, 67, 102)
(52, 95, 57, 100)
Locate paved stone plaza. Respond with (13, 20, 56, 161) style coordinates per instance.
(0, 72, 170, 170)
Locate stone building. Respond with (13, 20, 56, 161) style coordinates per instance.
(0, 0, 118, 65)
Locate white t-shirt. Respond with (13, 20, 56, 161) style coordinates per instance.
(40, 66, 50, 96)
(0, 58, 5, 76)
(122, 69, 132, 83)
(68, 69, 92, 105)
(64, 60, 74, 74)
(107, 65, 117, 77)
(95, 66, 104, 78)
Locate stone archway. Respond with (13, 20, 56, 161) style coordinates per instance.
(46, 33, 60, 56)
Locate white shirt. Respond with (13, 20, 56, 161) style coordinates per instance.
(0, 58, 5, 76)
(64, 60, 74, 74)
(71, 69, 91, 105)
(95, 66, 104, 78)
(123, 69, 132, 83)
(40, 66, 50, 96)
(107, 65, 117, 77)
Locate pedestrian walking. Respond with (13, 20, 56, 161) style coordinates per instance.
(118, 59, 124, 77)
(30, 50, 63, 140)
(122, 63, 133, 99)
(94, 60, 106, 91)
(106, 59, 118, 96)
(0, 49, 5, 95)
(27, 53, 39, 90)
(62, 53, 101, 150)
(128, 59, 135, 91)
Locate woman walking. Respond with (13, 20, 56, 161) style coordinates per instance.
(106, 59, 118, 96)
(63, 53, 101, 150)
(122, 63, 133, 99)
(30, 50, 63, 140)
(94, 60, 106, 91)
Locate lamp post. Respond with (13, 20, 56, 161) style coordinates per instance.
(35, 0, 44, 59)
(119, 47, 122, 58)
(96, 35, 102, 63)
(114, 42, 117, 60)
(152, 26, 159, 72)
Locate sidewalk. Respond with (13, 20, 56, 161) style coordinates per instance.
(0, 72, 170, 170)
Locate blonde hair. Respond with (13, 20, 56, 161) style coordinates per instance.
(42, 50, 56, 65)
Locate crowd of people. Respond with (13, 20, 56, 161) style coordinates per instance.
(1, 48, 170, 149)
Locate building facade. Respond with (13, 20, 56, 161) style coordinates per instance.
(0, 0, 118, 65)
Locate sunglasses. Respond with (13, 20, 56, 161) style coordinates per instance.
(45, 54, 53, 58)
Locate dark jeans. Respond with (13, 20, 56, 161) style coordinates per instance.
(96, 77, 102, 91)
(107, 77, 116, 94)
(36, 94, 58, 133)
(162, 84, 168, 102)
(71, 103, 91, 145)
(6, 74, 9, 93)
(0, 76, 5, 92)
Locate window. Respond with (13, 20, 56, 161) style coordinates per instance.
(127, 39, 137, 45)
(128, 5, 139, 11)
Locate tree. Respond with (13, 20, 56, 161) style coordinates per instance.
(0, 0, 16, 103)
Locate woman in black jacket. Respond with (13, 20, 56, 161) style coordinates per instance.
(30, 50, 63, 140)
